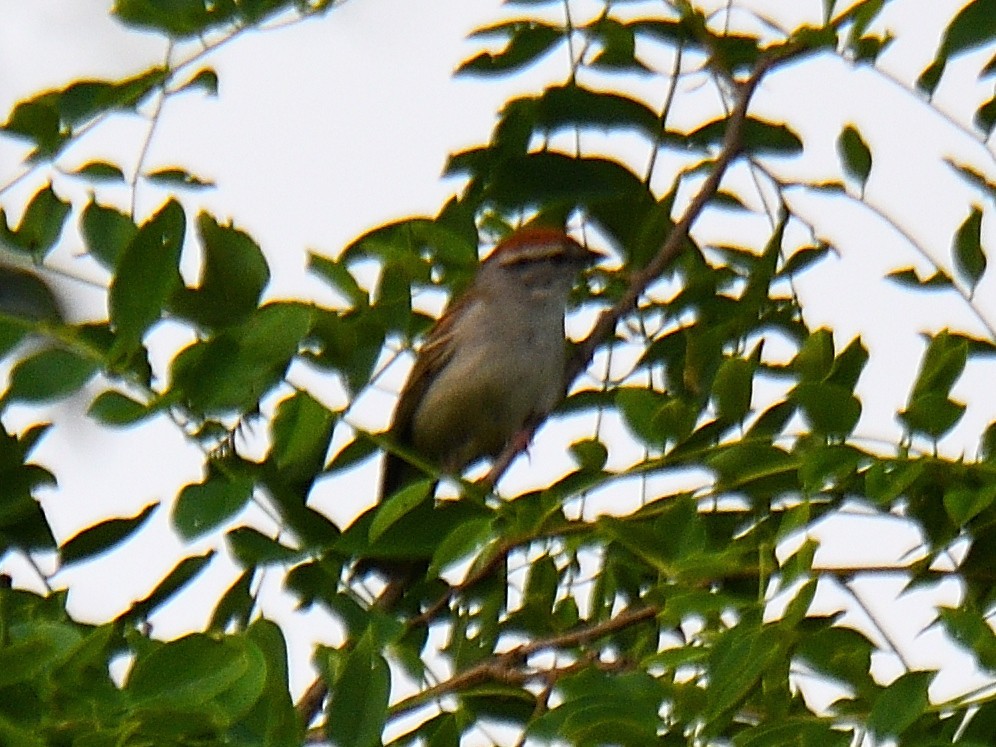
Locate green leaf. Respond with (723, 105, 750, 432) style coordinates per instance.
(369, 479, 433, 542)
(734, 718, 850, 747)
(936, 0, 996, 60)
(4, 347, 98, 404)
(910, 330, 968, 400)
(0, 266, 62, 322)
(120, 551, 214, 622)
(952, 205, 986, 293)
(144, 167, 214, 188)
(458, 21, 564, 76)
(616, 387, 695, 447)
(793, 329, 834, 381)
(943, 482, 996, 525)
(837, 124, 872, 191)
(532, 84, 661, 141)
(428, 517, 494, 577)
(113, 0, 239, 37)
(791, 382, 861, 438)
(325, 631, 391, 747)
(127, 631, 266, 720)
(173, 471, 254, 541)
(171, 212, 270, 328)
(80, 197, 138, 271)
(0, 184, 71, 260)
(707, 443, 797, 492)
(59, 503, 158, 565)
(777, 243, 832, 277)
(569, 438, 608, 471)
(976, 94, 996, 136)
(885, 266, 955, 290)
(705, 625, 783, 724)
(87, 390, 150, 425)
(308, 253, 369, 308)
(177, 68, 219, 96)
(867, 671, 934, 738)
(939, 605, 996, 670)
(270, 391, 336, 488)
(227, 527, 299, 566)
(70, 160, 125, 181)
(684, 117, 803, 156)
(712, 356, 754, 424)
(899, 392, 966, 440)
(109, 199, 185, 357)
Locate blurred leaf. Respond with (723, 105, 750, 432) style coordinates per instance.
(837, 125, 872, 191)
(791, 382, 861, 438)
(943, 482, 996, 525)
(867, 671, 934, 738)
(712, 356, 754, 424)
(531, 84, 660, 140)
(952, 205, 986, 293)
(120, 551, 215, 622)
(70, 160, 125, 181)
(308, 253, 369, 308)
(569, 438, 608, 471)
(885, 266, 955, 290)
(177, 68, 219, 96)
(4, 346, 98, 404)
(459, 21, 563, 75)
(684, 117, 803, 156)
(171, 212, 270, 329)
(144, 167, 214, 188)
(369, 479, 433, 542)
(87, 390, 150, 426)
(113, 0, 239, 37)
(939, 605, 996, 670)
(60, 503, 158, 565)
(910, 330, 968, 400)
(0, 266, 62, 322)
(109, 199, 185, 357)
(899, 392, 966, 439)
(325, 631, 391, 747)
(80, 198, 138, 271)
(227, 527, 299, 566)
(173, 470, 254, 541)
(270, 391, 336, 488)
(976, 94, 996, 136)
(0, 184, 71, 260)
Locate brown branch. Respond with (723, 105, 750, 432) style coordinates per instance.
(389, 605, 658, 719)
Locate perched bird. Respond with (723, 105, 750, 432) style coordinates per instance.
(371, 226, 600, 607)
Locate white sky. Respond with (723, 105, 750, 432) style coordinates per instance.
(2, 0, 995, 740)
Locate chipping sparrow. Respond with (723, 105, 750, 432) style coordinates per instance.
(381, 226, 601, 499)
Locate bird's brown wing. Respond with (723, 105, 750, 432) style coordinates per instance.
(380, 295, 466, 498)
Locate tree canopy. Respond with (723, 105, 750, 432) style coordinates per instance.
(1, 0, 996, 745)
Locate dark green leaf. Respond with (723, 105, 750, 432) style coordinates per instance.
(227, 527, 298, 566)
(837, 125, 872, 191)
(109, 199, 185, 357)
(270, 391, 336, 488)
(867, 671, 934, 738)
(684, 117, 803, 156)
(937, 0, 996, 59)
(325, 631, 391, 747)
(173, 471, 254, 541)
(910, 330, 968, 400)
(899, 392, 966, 439)
(532, 84, 661, 140)
(4, 347, 98, 404)
(113, 0, 239, 37)
(569, 438, 608, 471)
(60, 503, 158, 565)
(706, 625, 782, 723)
(712, 357, 754, 423)
(120, 551, 214, 622)
(308, 253, 369, 308)
(144, 167, 214, 188)
(976, 94, 996, 136)
(952, 205, 986, 292)
(70, 161, 125, 181)
(943, 482, 996, 525)
(458, 22, 563, 76)
(0, 184, 71, 260)
(80, 198, 138, 271)
(793, 328, 834, 381)
(177, 68, 219, 96)
(87, 390, 150, 426)
(885, 266, 955, 290)
(0, 266, 62, 322)
(777, 243, 832, 277)
(369, 479, 433, 542)
(171, 212, 270, 328)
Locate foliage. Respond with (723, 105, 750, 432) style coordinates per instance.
(1, 0, 996, 745)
